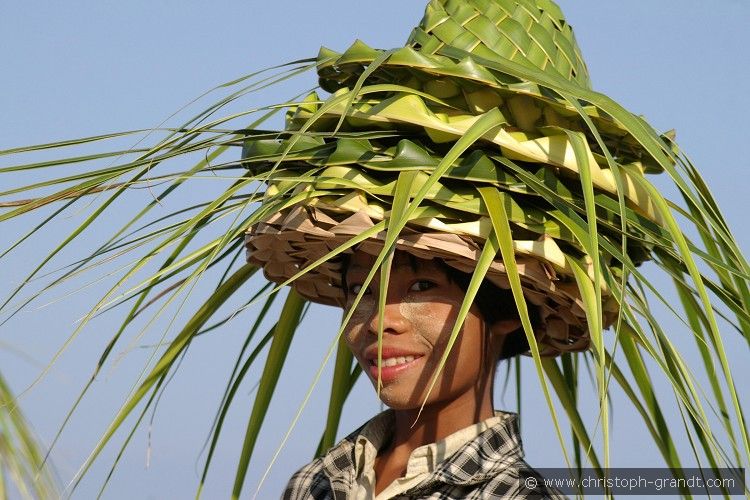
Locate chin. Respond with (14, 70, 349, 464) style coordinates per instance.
(373, 384, 432, 411)
(377, 398, 417, 411)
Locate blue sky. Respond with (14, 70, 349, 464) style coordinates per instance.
(2, 1, 748, 498)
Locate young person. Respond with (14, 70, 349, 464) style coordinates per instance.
(281, 249, 563, 498)
(240, 0, 721, 497)
(240, 0, 631, 494)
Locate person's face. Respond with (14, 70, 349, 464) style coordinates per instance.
(342, 251, 507, 411)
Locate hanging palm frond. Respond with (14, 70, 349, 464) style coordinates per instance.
(0, 1, 747, 498)
(0, 374, 57, 498)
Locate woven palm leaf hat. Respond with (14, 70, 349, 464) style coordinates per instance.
(244, 0, 674, 356)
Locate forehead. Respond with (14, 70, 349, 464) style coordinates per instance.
(346, 250, 443, 274)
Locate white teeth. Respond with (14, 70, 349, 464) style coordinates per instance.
(373, 355, 416, 367)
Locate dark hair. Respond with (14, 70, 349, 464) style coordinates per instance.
(339, 252, 537, 360)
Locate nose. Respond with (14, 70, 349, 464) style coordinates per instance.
(367, 300, 409, 336)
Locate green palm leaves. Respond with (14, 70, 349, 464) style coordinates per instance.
(0, 375, 56, 499)
(246, 0, 749, 490)
(0, 0, 748, 498)
(246, 29, 669, 356)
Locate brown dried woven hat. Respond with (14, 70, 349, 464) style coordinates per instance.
(244, 0, 671, 356)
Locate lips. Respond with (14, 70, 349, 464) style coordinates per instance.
(371, 355, 417, 368)
(364, 346, 425, 383)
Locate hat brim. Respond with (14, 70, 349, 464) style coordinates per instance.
(247, 203, 621, 356)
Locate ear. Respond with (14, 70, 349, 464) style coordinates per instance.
(490, 318, 522, 337)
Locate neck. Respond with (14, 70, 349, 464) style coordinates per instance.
(371, 364, 497, 494)
(389, 374, 495, 455)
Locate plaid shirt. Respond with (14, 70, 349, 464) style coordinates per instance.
(282, 411, 566, 499)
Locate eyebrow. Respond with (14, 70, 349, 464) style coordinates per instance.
(346, 261, 424, 274)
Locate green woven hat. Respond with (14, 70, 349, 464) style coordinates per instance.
(244, 0, 673, 356)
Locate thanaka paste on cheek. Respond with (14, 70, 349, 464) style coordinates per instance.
(399, 299, 445, 347)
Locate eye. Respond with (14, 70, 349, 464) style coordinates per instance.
(409, 280, 435, 292)
(348, 283, 369, 295)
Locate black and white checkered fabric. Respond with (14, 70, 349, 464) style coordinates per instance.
(282, 411, 567, 499)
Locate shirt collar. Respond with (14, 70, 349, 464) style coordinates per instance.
(322, 410, 525, 488)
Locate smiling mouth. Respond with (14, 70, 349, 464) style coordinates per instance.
(369, 355, 418, 368)
(366, 354, 424, 383)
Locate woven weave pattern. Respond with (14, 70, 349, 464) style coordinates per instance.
(407, 0, 590, 88)
(245, 0, 670, 356)
(315, 6, 667, 174)
(248, 206, 601, 356)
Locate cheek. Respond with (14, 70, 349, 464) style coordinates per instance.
(401, 301, 487, 362)
(343, 296, 375, 326)
(398, 300, 455, 345)
(341, 309, 370, 355)
(342, 321, 361, 348)
(342, 327, 368, 371)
